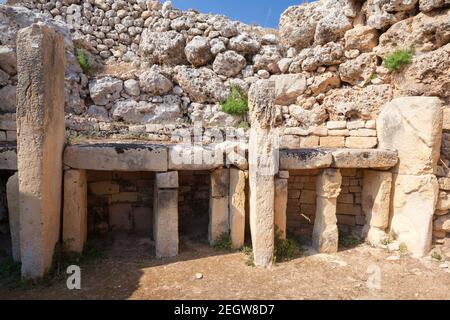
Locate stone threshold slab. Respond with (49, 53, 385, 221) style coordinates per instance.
(280, 148, 398, 170)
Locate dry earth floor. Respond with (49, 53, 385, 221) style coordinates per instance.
(0, 233, 449, 300)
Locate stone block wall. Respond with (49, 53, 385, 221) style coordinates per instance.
(86, 170, 154, 234)
(287, 169, 364, 239)
(178, 170, 210, 239)
(281, 120, 378, 149)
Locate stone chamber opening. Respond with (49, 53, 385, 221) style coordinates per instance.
(86, 171, 154, 237)
(178, 171, 210, 245)
(287, 168, 365, 248)
(0, 170, 15, 259)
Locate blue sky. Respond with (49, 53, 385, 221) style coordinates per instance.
(172, 0, 312, 28)
(0, 0, 313, 28)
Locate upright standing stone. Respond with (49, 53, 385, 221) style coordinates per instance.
(209, 167, 230, 245)
(274, 175, 288, 240)
(153, 171, 179, 258)
(312, 169, 342, 253)
(6, 172, 20, 262)
(16, 23, 65, 279)
(63, 169, 87, 253)
(361, 170, 392, 245)
(248, 79, 278, 267)
(377, 96, 442, 257)
(229, 168, 246, 249)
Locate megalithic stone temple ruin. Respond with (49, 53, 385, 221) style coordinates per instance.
(0, 0, 449, 279)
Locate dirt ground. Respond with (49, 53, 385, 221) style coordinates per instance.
(0, 233, 449, 300)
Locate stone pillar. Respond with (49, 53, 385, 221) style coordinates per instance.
(377, 97, 442, 257)
(229, 168, 246, 249)
(312, 169, 342, 253)
(6, 172, 20, 262)
(274, 171, 289, 240)
(16, 23, 66, 278)
(248, 79, 278, 267)
(153, 171, 179, 258)
(362, 170, 392, 246)
(209, 167, 230, 245)
(63, 169, 87, 253)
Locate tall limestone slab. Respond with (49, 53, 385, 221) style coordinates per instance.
(154, 171, 179, 258)
(16, 23, 66, 278)
(361, 170, 392, 246)
(377, 97, 442, 257)
(274, 174, 288, 240)
(312, 169, 342, 253)
(6, 172, 20, 262)
(209, 167, 230, 245)
(248, 79, 279, 267)
(63, 169, 88, 253)
(229, 168, 246, 249)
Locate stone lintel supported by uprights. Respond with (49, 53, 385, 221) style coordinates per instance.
(274, 171, 289, 240)
(63, 169, 88, 253)
(154, 171, 179, 258)
(377, 97, 442, 257)
(209, 167, 230, 245)
(229, 168, 246, 249)
(248, 79, 278, 268)
(6, 172, 20, 262)
(361, 170, 392, 246)
(16, 23, 66, 279)
(312, 168, 342, 253)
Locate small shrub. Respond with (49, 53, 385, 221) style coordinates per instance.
(339, 232, 361, 248)
(220, 85, 249, 115)
(383, 48, 414, 72)
(0, 258, 22, 289)
(431, 251, 442, 261)
(213, 232, 232, 251)
(382, 238, 392, 246)
(274, 229, 302, 263)
(76, 48, 92, 73)
(241, 246, 254, 267)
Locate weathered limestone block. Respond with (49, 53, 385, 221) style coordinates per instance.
(362, 170, 392, 230)
(274, 177, 288, 240)
(390, 174, 439, 257)
(377, 97, 443, 175)
(331, 149, 398, 169)
(312, 169, 342, 253)
(154, 188, 179, 258)
(16, 23, 65, 279)
(209, 167, 230, 244)
(64, 143, 168, 172)
(63, 169, 87, 253)
(248, 79, 278, 268)
(168, 144, 224, 170)
(229, 168, 246, 249)
(280, 149, 333, 170)
(6, 172, 20, 262)
(155, 171, 179, 189)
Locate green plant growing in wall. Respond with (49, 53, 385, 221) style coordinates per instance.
(76, 48, 92, 73)
(383, 48, 414, 72)
(220, 85, 249, 116)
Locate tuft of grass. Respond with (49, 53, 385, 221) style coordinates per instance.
(383, 48, 414, 72)
(241, 245, 254, 267)
(76, 48, 92, 73)
(220, 85, 249, 116)
(274, 229, 302, 263)
(382, 238, 392, 246)
(213, 232, 232, 251)
(431, 251, 442, 261)
(0, 258, 23, 289)
(339, 232, 361, 248)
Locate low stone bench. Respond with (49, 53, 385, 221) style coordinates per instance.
(280, 148, 398, 170)
(0, 142, 17, 170)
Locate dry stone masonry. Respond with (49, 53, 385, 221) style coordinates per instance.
(0, 0, 450, 278)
